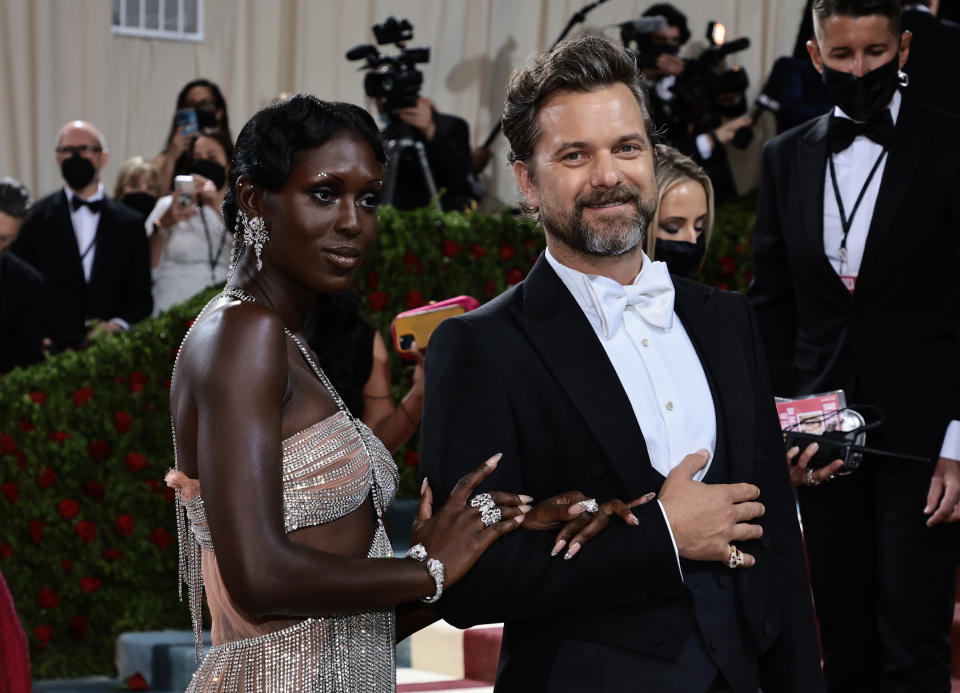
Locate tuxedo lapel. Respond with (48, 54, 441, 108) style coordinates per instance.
(88, 202, 111, 286)
(53, 191, 85, 286)
(512, 257, 655, 495)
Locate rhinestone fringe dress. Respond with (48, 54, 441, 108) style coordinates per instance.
(166, 291, 400, 692)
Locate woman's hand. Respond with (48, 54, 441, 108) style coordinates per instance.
(168, 124, 193, 159)
(786, 442, 844, 487)
(157, 191, 197, 229)
(522, 490, 657, 559)
(194, 174, 220, 208)
(410, 454, 530, 587)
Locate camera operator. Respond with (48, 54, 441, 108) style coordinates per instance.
(630, 3, 752, 204)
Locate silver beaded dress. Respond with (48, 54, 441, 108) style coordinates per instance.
(166, 312, 400, 693)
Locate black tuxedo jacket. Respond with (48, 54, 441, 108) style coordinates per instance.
(0, 251, 45, 372)
(902, 10, 960, 116)
(747, 94, 960, 460)
(420, 256, 824, 692)
(11, 189, 152, 350)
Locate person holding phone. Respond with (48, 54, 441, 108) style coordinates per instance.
(152, 79, 232, 193)
(145, 129, 233, 315)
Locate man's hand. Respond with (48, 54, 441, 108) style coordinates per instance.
(658, 450, 765, 566)
(85, 320, 123, 341)
(394, 97, 437, 141)
(786, 442, 844, 487)
(924, 456, 960, 526)
(655, 53, 685, 76)
(712, 115, 755, 145)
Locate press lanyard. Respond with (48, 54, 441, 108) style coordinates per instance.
(828, 148, 887, 271)
(198, 206, 227, 283)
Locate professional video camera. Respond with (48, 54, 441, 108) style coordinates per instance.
(346, 17, 430, 113)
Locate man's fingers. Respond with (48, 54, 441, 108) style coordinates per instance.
(925, 476, 944, 515)
(732, 501, 765, 523)
(814, 459, 844, 483)
(673, 449, 711, 478)
(448, 453, 503, 505)
(928, 483, 960, 526)
(730, 522, 764, 542)
(796, 442, 819, 470)
(727, 482, 762, 503)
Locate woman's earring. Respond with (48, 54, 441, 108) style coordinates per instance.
(237, 209, 269, 271)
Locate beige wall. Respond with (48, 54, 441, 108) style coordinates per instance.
(0, 0, 807, 211)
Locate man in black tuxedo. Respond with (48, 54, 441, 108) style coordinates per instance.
(11, 120, 152, 351)
(0, 177, 44, 373)
(420, 35, 824, 693)
(748, 1, 960, 690)
(902, 0, 960, 114)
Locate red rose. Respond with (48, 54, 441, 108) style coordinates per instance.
(76, 520, 97, 543)
(402, 252, 423, 275)
(84, 482, 105, 502)
(114, 411, 133, 433)
(125, 452, 148, 473)
(72, 388, 95, 406)
(61, 559, 73, 574)
(185, 317, 196, 329)
(37, 467, 57, 489)
(366, 270, 379, 289)
(128, 372, 147, 393)
(506, 268, 524, 285)
(0, 542, 12, 559)
(143, 479, 160, 493)
(69, 614, 88, 640)
(37, 588, 59, 609)
(29, 391, 45, 405)
(13, 452, 26, 471)
(441, 239, 463, 258)
(403, 450, 419, 468)
(79, 576, 102, 594)
(115, 515, 135, 536)
(715, 282, 730, 291)
(162, 487, 175, 502)
(471, 244, 489, 260)
(484, 281, 498, 298)
(17, 420, 36, 431)
(126, 673, 149, 691)
(717, 256, 736, 277)
(28, 520, 44, 544)
(404, 290, 425, 310)
(367, 291, 390, 311)
(148, 527, 172, 549)
(48, 430, 70, 443)
(499, 244, 517, 261)
(1, 481, 18, 503)
(33, 625, 54, 649)
(0, 433, 16, 454)
(88, 439, 111, 462)
(102, 548, 124, 561)
(58, 499, 79, 519)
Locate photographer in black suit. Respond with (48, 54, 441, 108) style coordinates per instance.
(12, 121, 152, 351)
(748, 1, 960, 689)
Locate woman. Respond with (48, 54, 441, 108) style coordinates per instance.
(113, 156, 161, 219)
(163, 96, 531, 692)
(646, 144, 714, 278)
(145, 129, 233, 315)
(153, 79, 231, 193)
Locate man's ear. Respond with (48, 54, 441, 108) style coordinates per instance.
(899, 30, 912, 70)
(514, 160, 540, 210)
(236, 175, 262, 219)
(806, 38, 824, 76)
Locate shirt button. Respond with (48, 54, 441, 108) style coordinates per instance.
(641, 338, 651, 347)
(666, 401, 675, 411)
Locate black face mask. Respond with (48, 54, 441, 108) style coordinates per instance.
(120, 192, 158, 218)
(196, 107, 219, 129)
(655, 233, 706, 278)
(190, 159, 227, 190)
(651, 43, 680, 57)
(821, 52, 899, 121)
(61, 154, 97, 190)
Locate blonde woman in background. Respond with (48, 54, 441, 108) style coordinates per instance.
(113, 156, 161, 220)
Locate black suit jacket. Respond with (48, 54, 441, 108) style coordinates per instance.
(0, 251, 45, 372)
(903, 9, 960, 116)
(11, 189, 152, 350)
(747, 93, 960, 459)
(420, 256, 824, 692)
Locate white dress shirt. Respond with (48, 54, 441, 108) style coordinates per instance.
(820, 91, 960, 460)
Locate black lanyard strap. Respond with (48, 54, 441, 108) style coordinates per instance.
(198, 205, 228, 282)
(828, 148, 887, 266)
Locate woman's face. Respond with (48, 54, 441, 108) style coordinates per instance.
(258, 132, 381, 295)
(122, 176, 158, 196)
(656, 178, 707, 244)
(192, 136, 229, 169)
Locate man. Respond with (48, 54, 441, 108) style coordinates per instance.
(12, 121, 152, 351)
(420, 35, 824, 693)
(0, 177, 44, 372)
(901, 0, 960, 114)
(748, 1, 960, 690)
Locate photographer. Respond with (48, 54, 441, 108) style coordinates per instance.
(632, 3, 752, 203)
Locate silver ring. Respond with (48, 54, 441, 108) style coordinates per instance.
(726, 546, 745, 569)
(806, 468, 820, 487)
(480, 506, 502, 527)
(578, 498, 599, 514)
(470, 493, 493, 508)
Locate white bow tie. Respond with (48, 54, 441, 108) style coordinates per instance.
(586, 260, 675, 339)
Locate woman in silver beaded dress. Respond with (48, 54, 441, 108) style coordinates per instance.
(163, 96, 533, 692)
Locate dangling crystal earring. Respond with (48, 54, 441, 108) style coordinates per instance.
(898, 69, 909, 88)
(237, 209, 269, 271)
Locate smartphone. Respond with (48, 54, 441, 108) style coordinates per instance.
(389, 296, 479, 358)
(174, 108, 199, 136)
(173, 175, 196, 208)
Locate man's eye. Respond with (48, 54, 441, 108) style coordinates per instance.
(564, 152, 584, 162)
(618, 144, 639, 154)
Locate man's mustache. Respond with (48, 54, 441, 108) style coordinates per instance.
(575, 186, 642, 210)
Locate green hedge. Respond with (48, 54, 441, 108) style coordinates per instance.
(0, 202, 755, 679)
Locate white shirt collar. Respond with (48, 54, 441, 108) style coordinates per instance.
(64, 183, 105, 205)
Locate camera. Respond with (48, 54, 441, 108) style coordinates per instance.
(346, 17, 430, 113)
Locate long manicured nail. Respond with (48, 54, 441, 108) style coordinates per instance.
(420, 477, 428, 495)
(551, 539, 566, 557)
(486, 453, 503, 468)
(628, 513, 639, 526)
(519, 505, 531, 513)
(697, 448, 709, 457)
(564, 542, 581, 560)
(642, 492, 656, 502)
(519, 495, 534, 503)
(568, 504, 585, 515)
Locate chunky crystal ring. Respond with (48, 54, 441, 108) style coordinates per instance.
(578, 498, 599, 514)
(470, 493, 494, 508)
(806, 468, 821, 487)
(406, 543, 428, 562)
(726, 545, 745, 569)
(480, 506, 502, 527)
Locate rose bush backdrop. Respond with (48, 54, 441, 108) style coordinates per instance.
(0, 201, 754, 679)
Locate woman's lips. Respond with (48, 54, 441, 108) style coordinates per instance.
(322, 247, 361, 269)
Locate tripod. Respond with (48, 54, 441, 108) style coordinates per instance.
(381, 124, 440, 210)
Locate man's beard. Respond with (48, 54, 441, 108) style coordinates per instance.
(539, 184, 654, 257)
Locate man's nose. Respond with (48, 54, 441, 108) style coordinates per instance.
(590, 152, 622, 188)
